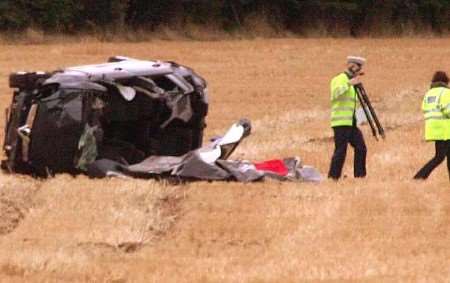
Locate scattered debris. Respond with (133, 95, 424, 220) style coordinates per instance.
(87, 119, 322, 182)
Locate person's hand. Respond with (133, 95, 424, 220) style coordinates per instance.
(349, 76, 361, 85)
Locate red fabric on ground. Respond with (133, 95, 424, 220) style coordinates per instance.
(254, 159, 288, 176)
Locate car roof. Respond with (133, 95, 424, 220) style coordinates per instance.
(62, 58, 174, 81)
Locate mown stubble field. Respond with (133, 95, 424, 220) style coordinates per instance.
(0, 38, 449, 282)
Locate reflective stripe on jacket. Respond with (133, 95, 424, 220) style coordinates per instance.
(330, 73, 356, 127)
(422, 86, 450, 141)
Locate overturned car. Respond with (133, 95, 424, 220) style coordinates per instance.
(2, 57, 208, 177)
(2, 57, 322, 182)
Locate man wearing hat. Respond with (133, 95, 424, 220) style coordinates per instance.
(328, 56, 368, 180)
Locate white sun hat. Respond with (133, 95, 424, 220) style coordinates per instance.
(347, 56, 366, 66)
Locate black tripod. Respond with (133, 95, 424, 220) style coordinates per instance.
(354, 83, 386, 141)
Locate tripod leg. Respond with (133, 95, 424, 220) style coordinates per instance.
(356, 86, 378, 140)
(359, 86, 386, 139)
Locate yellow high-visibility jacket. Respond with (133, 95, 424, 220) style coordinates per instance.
(330, 72, 357, 127)
(422, 86, 450, 141)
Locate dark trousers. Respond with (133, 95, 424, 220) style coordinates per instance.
(414, 140, 450, 180)
(328, 126, 367, 179)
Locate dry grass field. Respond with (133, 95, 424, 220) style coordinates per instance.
(0, 38, 449, 282)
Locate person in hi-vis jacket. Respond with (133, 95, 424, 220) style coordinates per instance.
(328, 56, 367, 180)
(414, 71, 450, 180)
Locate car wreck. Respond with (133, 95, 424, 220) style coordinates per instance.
(2, 57, 321, 182)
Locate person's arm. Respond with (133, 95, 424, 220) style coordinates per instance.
(331, 75, 360, 100)
(422, 94, 427, 114)
(441, 90, 450, 118)
(331, 75, 349, 100)
(332, 84, 349, 99)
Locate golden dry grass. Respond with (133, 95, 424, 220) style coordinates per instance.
(0, 38, 449, 282)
